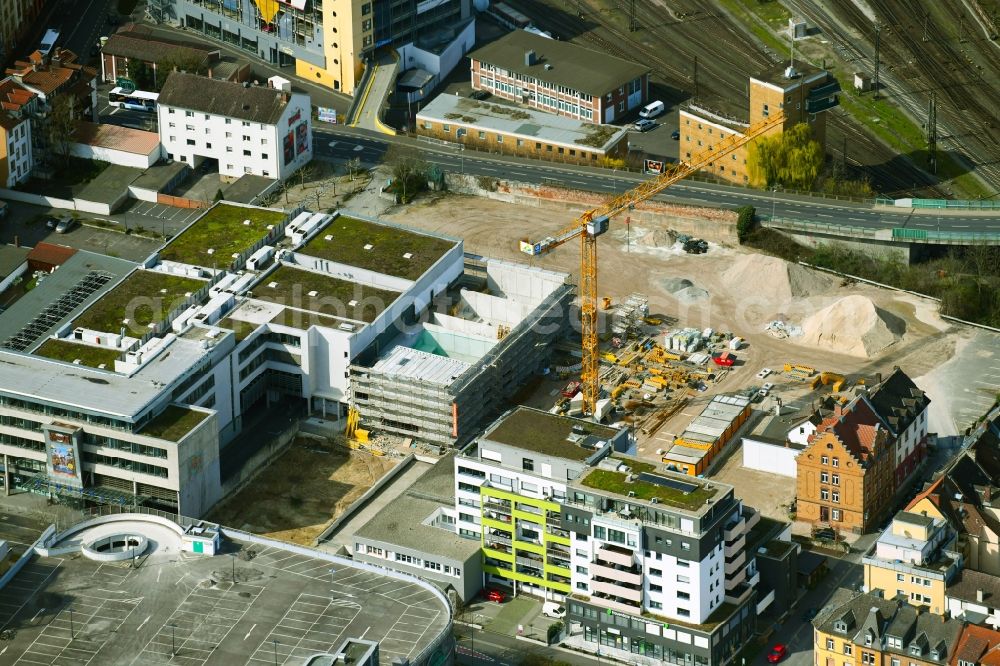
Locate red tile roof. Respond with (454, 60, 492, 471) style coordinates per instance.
(951, 624, 1000, 666)
(6, 48, 95, 96)
(73, 121, 160, 155)
(812, 395, 886, 461)
(27, 242, 77, 269)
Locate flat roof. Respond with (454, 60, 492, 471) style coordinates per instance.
(0, 519, 450, 666)
(482, 406, 619, 461)
(0, 244, 29, 278)
(356, 454, 481, 562)
(371, 344, 471, 385)
(73, 121, 160, 155)
(752, 61, 828, 90)
(298, 215, 458, 281)
(469, 29, 649, 97)
(33, 338, 122, 369)
(575, 457, 720, 510)
(137, 404, 210, 441)
(0, 251, 136, 351)
(417, 94, 628, 152)
(0, 335, 213, 419)
(748, 411, 810, 448)
(251, 265, 402, 325)
(677, 394, 749, 443)
(71, 268, 205, 335)
(159, 203, 286, 267)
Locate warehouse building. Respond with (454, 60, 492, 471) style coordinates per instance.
(661, 394, 752, 476)
(0, 202, 570, 513)
(469, 29, 650, 124)
(415, 94, 629, 166)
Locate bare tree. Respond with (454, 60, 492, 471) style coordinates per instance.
(44, 95, 79, 161)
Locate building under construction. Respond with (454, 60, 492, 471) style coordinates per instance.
(661, 394, 752, 476)
(351, 258, 573, 446)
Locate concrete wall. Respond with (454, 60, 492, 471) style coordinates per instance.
(741, 437, 799, 478)
(175, 409, 222, 518)
(775, 228, 913, 263)
(69, 142, 161, 169)
(0, 260, 28, 294)
(398, 18, 475, 94)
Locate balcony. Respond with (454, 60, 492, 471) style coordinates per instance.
(516, 564, 544, 580)
(746, 569, 760, 589)
(591, 591, 642, 614)
(516, 554, 544, 568)
(546, 524, 571, 540)
(724, 533, 746, 556)
(725, 550, 746, 576)
(592, 579, 642, 603)
(485, 540, 512, 554)
(597, 544, 635, 568)
(743, 506, 760, 531)
(483, 501, 512, 514)
(591, 561, 642, 586)
(483, 510, 511, 524)
(725, 564, 747, 588)
(724, 516, 746, 542)
(724, 582, 752, 605)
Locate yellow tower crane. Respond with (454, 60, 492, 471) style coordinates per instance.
(521, 112, 786, 416)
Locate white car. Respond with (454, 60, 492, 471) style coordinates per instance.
(542, 602, 566, 619)
(756, 368, 772, 380)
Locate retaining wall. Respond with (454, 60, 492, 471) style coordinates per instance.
(0, 525, 54, 591)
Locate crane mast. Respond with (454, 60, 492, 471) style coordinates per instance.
(524, 111, 786, 416)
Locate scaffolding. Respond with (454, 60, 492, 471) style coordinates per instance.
(610, 293, 648, 341)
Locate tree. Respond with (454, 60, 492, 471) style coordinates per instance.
(44, 95, 79, 161)
(384, 144, 428, 203)
(736, 205, 756, 243)
(746, 123, 824, 190)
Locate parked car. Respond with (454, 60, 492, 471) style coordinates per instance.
(634, 119, 656, 132)
(767, 644, 787, 663)
(55, 218, 78, 234)
(44, 216, 60, 230)
(756, 368, 772, 379)
(671, 129, 680, 140)
(639, 100, 664, 119)
(542, 602, 566, 619)
(484, 588, 506, 603)
(469, 89, 491, 100)
(762, 382, 775, 392)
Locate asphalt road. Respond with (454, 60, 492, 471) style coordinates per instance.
(454, 624, 604, 666)
(312, 127, 1000, 234)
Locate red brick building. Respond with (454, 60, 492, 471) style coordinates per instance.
(468, 30, 649, 125)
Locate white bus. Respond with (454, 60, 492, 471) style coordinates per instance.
(108, 87, 158, 112)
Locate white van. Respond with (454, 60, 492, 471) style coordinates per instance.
(639, 100, 665, 119)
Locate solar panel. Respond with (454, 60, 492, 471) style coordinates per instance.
(2, 271, 114, 351)
(637, 472, 699, 494)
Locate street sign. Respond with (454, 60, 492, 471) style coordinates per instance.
(116, 77, 135, 93)
(644, 159, 664, 175)
(318, 107, 337, 123)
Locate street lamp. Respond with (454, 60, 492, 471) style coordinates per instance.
(771, 186, 778, 221)
(170, 623, 176, 656)
(272, 639, 280, 666)
(68, 605, 74, 640)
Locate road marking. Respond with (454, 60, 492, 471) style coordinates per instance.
(137, 615, 150, 632)
(359, 626, 371, 640)
(244, 623, 257, 640)
(30, 608, 46, 624)
(156, 569, 161, 583)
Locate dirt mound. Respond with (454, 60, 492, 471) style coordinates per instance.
(722, 255, 835, 304)
(675, 286, 710, 303)
(661, 277, 694, 293)
(638, 228, 677, 248)
(800, 295, 905, 357)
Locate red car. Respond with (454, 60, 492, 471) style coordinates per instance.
(561, 381, 582, 398)
(484, 588, 506, 603)
(767, 644, 787, 663)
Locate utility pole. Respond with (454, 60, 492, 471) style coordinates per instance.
(629, 0, 637, 32)
(842, 136, 848, 171)
(927, 92, 938, 174)
(873, 24, 881, 100)
(959, 15, 966, 43)
(693, 55, 699, 99)
(923, 13, 930, 42)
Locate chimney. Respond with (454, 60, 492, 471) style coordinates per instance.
(834, 400, 845, 417)
(977, 589, 985, 603)
(875, 372, 882, 385)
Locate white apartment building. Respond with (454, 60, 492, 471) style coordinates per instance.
(0, 76, 35, 187)
(156, 72, 312, 181)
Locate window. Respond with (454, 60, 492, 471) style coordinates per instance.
(649, 584, 662, 592)
(677, 559, 689, 567)
(681, 542, 691, 551)
(186, 139, 195, 145)
(649, 568, 662, 577)
(862, 652, 876, 665)
(678, 591, 690, 600)
(243, 149, 251, 156)
(442, 124, 450, 133)
(677, 608, 690, 617)
(206, 143, 212, 149)
(821, 472, 829, 483)
(242, 135, 251, 141)
(168, 108, 175, 114)
(226, 147, 233, 152)
(261, 153, 268, 160)
(225, 118, 231, 124)
(497, 135, 503, 143)
(225, 132, 232, 138)
(522, 458, 534, 472)
(832, 491, 840, 503)
(843, 645, 853, 656)
(576, 582, 588, 591)
(676, 575, 690, 583)
(185, 124, 194, 131)
(576, 565, 588, 574)
(821, 488, 829, 501)
(832, 509, 841, 521)
(242, 121, 250, 127)
(832, 474, 840, 485)
(649, 601, 662, 610)
(832, 457, 839, 467)
(897, 573, 904, 582)
(821, 455, 829, 465)
(185, 110, 193, 117)
(168, 122, 175, 128)
(827, 639, 835, 650)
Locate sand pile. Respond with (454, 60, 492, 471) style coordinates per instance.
(800, 295, 905, 357)
(722, 255, 835, 304)
(637, 228, 677, 248)
(660, 277, 709, 303)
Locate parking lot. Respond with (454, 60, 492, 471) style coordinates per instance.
(0, 536, 449, 665)
(123, 200, 205, 229)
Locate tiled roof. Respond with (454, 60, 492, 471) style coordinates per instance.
(73, 121, 160, 155)
(884, 605, 963, 665)
(0, 77, 36, 114)
(27, 242, 77, 267)
(867, 367, 930, 436)
(947, 568, 1000, 607)
(101, 31, 217, 65)
(157, 72, 292, 125)
(952, 624, 1000, 666)
(6, 48, 95, 96)
(812, 395, 887, 463)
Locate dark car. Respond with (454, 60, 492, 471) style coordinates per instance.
(44, 216, 60, 230)
(671, 129, 681, 140)
(55, 218, 78, 234)
(469, 89, 490, 100)
(814, 528, 836, 541)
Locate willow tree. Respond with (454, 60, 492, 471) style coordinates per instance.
(746, 122, 823, 190)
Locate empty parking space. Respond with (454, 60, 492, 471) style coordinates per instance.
(0, 560, 63, 630)
(125, 202, 204, 227)
(249, 593, 360, 665)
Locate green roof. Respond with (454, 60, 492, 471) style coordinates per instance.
(214, 315, 261, 342)
(252, 265, 401, 324)
(579, 461, 717, 510)
(139, 405, 210, 441)
(483, 407, 619, 461)
(72, 270, 205, 335)
(34, 339, 123, 369)
(160, 203, 286, 266)
(298, 216, 456, 281)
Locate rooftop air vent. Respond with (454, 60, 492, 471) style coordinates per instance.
(307, 290, 318, 297)
(268, 282, 278, 288)
(544, 63, 553, 70)
(403, 252, 413, 259)
(324, 234, 333, 241)
(207, 248, 215, 255)
(348, 299, 358, 307)
(243, 220, 251, 225)
(364, 243, 374, 250)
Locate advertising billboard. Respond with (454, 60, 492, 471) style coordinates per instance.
(283, 130, 295, 165)
(44, 426, 83, 487)
(295, 122, 308, 155)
